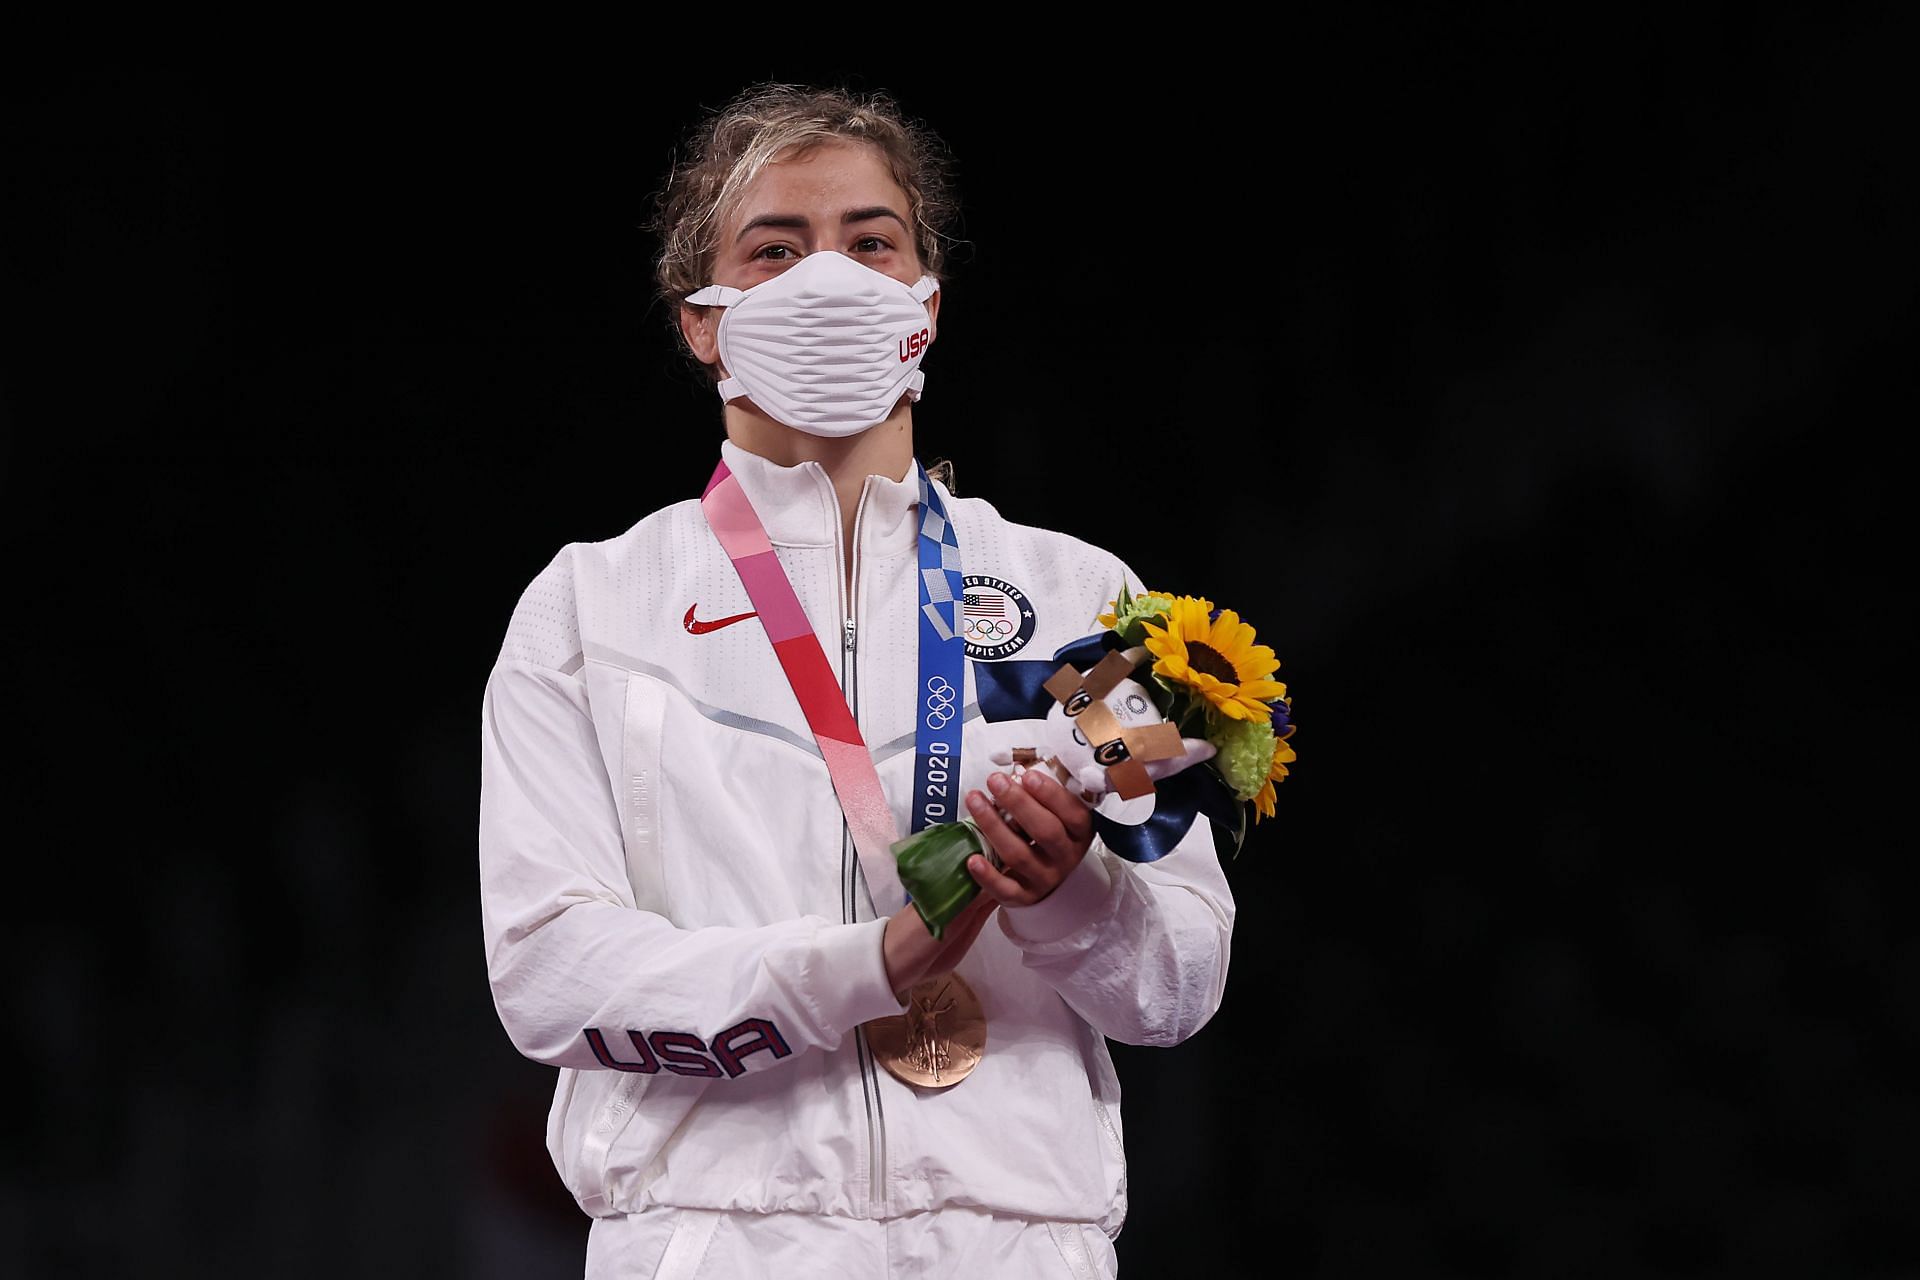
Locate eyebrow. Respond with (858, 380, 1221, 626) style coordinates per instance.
(733, 206, 911, 243)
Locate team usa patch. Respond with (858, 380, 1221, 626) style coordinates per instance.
(960, 575, 1037, 660)
(583, 1018, 792, 1077)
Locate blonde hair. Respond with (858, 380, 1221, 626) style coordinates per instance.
(648, 82, 961, 379)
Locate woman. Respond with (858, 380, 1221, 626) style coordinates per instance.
(479, 82, 1235, 1278)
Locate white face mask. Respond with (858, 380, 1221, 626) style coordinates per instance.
(686, 250, 940, 437)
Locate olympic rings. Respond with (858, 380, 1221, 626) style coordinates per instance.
(924, 675, 957, 728)
(962, 616, 1015, 640)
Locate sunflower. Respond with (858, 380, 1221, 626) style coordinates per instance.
(1252, 722, 1298, 823)
(1142, 596, 1288, 722)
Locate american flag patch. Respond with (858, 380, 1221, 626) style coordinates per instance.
(963, 593, 1005, 618)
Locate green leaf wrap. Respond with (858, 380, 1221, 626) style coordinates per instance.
(891, 819, 986, 939)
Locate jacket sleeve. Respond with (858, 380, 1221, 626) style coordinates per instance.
(479, 652, 905, 1077)
(992, 557, 1238, 1047)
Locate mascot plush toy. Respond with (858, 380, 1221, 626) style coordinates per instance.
(895, 641, 1248, 938)
(988, 646, 1217, 804)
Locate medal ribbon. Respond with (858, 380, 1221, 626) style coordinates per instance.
(911, 467, 967, 835)
(700, 457, 964, 915)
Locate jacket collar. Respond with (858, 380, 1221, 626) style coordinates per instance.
(718, 438, 928, 558)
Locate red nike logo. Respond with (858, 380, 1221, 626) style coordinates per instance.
(685, 602, 758, 635)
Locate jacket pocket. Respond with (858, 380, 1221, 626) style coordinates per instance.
(620, 673, 671, 915)
(652, 1208, 724, 1280)
(1092, 1096, 1125, 1165)
(583, 1206, 720, 1280)
(1046, 1220, 1115, 1280)
(575, 1069, 651, 1217)
(1092, 1095, 1129, 1237)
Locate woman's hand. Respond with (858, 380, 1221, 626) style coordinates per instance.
(879, 767, 1094, 998)
(882, 891, 997, 1000)
(963, 769, 1095, 907)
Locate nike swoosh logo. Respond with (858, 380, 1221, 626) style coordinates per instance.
(684, 602, 758, 635)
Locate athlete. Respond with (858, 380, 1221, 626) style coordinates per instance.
(478, 83, 1236, 1278)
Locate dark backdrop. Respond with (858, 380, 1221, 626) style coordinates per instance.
(5, 14, 1913, 1278)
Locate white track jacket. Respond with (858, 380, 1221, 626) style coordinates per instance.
(478, 440, 1236, 1233)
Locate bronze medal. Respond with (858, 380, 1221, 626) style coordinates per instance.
(865, 973, 987, 1089)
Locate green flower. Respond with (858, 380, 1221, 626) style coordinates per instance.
(1210, 717, 1279, 803)
(1098, 582, 1175, 646)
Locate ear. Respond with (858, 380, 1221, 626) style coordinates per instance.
(679, 302, 721, 368)
(924, 287, 941, 345)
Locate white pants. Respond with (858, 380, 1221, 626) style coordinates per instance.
(583, 1205, 1119, 1279)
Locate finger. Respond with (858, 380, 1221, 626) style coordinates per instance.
(966, 788, 1049, 890)
(1016, 768, 1095, 843)
(965, 851, 1041, 907)
(980, 773, 1034, 842)
(964, 788, 1042, 884)
(992, 773, 1071, 858)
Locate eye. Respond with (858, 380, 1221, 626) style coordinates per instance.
(753, 244, 797, 261)
(852, 235, 891, 254)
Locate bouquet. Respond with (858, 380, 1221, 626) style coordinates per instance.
(894, 583, 1297, 936)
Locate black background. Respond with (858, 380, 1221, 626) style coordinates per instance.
(5, 13, 1914, 1277)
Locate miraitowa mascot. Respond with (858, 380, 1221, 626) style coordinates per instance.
(989, 646, 1216, 806)
(891, 628, 1252, 946)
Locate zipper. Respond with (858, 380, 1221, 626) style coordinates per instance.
(835, 479, 888, 1215)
